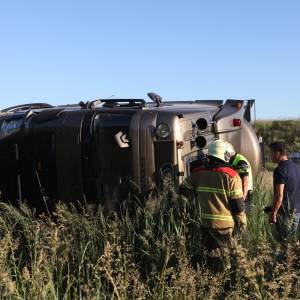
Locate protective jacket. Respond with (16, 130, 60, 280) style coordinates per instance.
(182, 160, 246, 230)
(232, 153, 253, 191)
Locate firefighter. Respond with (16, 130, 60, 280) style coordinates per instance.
(180, 139, 246, 267)
(226, 142, 253, 212)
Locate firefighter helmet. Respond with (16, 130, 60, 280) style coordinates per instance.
(225, 142, 236, 157)
(208, 139, 232, 163)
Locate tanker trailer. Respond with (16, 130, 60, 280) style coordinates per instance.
(0, 94, 261, 210)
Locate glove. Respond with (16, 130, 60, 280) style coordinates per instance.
(239, 224, 247, 233)
(235, 213, 247, 228)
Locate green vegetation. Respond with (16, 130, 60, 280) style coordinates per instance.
(0, 176, 299, 299)
(264, 161, 277, 172)
(256, 119, 300, 158)
(256, 119, 300, 150)
(255, 119, 300, 172)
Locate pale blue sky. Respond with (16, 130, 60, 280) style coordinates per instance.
(0, 0, 299, 119)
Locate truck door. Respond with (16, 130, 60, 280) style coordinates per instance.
(88, 110, 134, 206)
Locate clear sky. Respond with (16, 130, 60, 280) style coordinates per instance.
(0, 0, 299, 119)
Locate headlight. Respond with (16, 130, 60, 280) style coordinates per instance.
(195, 136, 207, 148)
(196, 118, 208, 130)
(156, 123, 171, 139)
(0, 118, 23, 137)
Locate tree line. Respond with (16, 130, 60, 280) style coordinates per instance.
(256, 119, 300, 158)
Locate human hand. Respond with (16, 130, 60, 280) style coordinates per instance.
(269, 212, 277, 224)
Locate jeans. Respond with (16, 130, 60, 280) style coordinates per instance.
(293, 212, 300, 231)
(276, 210, 300, 241)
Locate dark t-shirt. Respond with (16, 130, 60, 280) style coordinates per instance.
(273, 159, 300, 212)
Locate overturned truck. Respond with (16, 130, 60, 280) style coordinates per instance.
(0, 94, 261, 210)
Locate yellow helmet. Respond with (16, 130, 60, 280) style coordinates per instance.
(208, 139, 232, 163)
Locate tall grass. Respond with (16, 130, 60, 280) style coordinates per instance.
(0, 175, 300, 299)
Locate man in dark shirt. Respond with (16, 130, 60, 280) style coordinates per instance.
(269, 141, 300, 240)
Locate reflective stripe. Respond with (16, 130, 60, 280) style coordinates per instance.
(228, 189, 243, 197)
(232, 154, 253, 190)
(202, 213, 234, 221)
(182, 179, 194, 190)
(195, 186, 243, 198)
(195, 187, 226, 195)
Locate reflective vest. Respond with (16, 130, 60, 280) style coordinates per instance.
(232, 154, 253, 191)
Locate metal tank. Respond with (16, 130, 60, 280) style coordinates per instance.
(0, 95, 262, 210)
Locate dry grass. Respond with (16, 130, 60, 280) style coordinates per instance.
(259, 170, 273, 190)
(0, 177, 299, 299)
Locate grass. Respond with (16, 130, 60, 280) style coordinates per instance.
(0, 174, 299, 299)
(265, 162, 277, 172)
